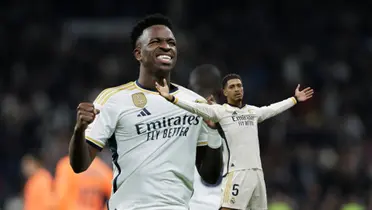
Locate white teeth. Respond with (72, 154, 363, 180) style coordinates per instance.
(157, 55, 171, 60)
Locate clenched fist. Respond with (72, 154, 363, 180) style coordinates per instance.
(75, 102, 100, 130)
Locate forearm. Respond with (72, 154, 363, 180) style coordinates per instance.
(260, 97, 297, 121)
(168, 96, 217, 121)
(197, 131, 223, 184)
(68, 127, 92, 173)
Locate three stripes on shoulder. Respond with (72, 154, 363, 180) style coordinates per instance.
(94, 82, 136, 105)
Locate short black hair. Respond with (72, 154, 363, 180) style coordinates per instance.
(222, 73, 242, 88)
(130, 14, 173, 50)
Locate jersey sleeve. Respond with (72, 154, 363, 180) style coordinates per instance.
(85, 90, 121, 151)
(197, 122, 221, 147)
(172, 97, 222, 122)
(257, 97, 297, 123)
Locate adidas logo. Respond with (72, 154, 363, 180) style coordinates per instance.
(232, 111, 238, 115)
(137, 108, 151, 117)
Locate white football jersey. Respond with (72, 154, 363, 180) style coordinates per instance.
(189, 168, 222, 210)
(85, 81, 219, 210)
(172, 97, 297, 173)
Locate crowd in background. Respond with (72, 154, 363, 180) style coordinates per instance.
(1, 0, 372, 209)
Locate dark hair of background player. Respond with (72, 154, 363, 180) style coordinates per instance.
(222, 74, 242, 89)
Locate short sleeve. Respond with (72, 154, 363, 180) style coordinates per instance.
(197, 122, 220, 147)
(85, 89, 120, 151)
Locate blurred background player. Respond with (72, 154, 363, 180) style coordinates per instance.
(188, 64, 224, 210)
(155, 74, 314, 210)
(68, 14, 223, 210)
(21, 151, 53, 210)
(54, 154, 112, 210)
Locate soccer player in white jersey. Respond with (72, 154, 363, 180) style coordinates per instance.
(68, 14, 223, 210)
(155, 74, 314, 210)
(188, 64, 224, 210)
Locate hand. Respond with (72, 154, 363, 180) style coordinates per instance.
(204, 95, 217, 129)
(206, 95, 216, 105)
(75, 102, 100, 131)
(155, 79, 172, 101)
(294, 84, 314, 102)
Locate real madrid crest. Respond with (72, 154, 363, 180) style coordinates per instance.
(132, 92, 147, 108)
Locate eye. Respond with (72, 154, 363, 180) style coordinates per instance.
(149, 40, 160, 44)
(168, 41, 176, 46)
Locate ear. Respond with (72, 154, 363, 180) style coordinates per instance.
(223, 88, 228, 97)
(134, 47, 142, 61)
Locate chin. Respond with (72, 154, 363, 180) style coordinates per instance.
(236, 97, 243, 102)
(155, 64, 174, 72)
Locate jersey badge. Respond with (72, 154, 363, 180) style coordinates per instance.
(132, 92, 147, 108)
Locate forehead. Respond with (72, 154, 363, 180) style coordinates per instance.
(142, 25, 175, 41)
(226, 78, 242, 86)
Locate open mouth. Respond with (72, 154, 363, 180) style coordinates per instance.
(156, 55, 172, 64)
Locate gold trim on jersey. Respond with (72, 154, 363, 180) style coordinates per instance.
(132, 92, 147, 108)
(223, 171, 235, 203)
(134, 82, 159, 94)
(134, 82, 181, 95)
(197, 141, 208, 146)
(86, 136, 104, 148)
(94, 82, 135, 105)
(291, 97, 297, 104)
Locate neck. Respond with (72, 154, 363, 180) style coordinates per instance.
(138, 66, 171, 89)
(27, 165, 41, 178)
(227, 99, 243, 108)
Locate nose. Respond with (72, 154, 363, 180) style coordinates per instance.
(159, 41, 171, 50)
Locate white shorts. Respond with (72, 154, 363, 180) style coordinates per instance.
(220, 169, 267, 210)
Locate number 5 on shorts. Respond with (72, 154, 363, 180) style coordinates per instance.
(232, 184, 239, 196)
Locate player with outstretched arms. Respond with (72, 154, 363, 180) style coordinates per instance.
(68, 14, 223, 210)
(155, 74, 314, 210)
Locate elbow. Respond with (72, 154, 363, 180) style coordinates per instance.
(71, 167, 86, 174)
(199, 167, 222, 185)
(69, 160, 88, 174)
(201, 173, 222, 185)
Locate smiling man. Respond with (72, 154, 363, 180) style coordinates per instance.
(68, 14, 223, 210)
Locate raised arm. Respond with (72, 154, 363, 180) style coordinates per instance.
(155, 79, 221, 122)
(258, 84, 314, 122)
(69, 103, 100, 173)
(69, 90, 120, 173)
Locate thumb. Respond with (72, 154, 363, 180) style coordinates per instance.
(163, 78, 167, 86)
(296, 84, 300, 91)
(94, 109, 100, 115)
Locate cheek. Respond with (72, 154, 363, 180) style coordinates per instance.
(141, 48, 152, 61)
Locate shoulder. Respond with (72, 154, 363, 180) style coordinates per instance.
(173, 84, 205, 102)
(94, 81, 136, 106)
(245, 105, 259, 110)
(34, 169, 52, 185)
(55, 156, 71, 172)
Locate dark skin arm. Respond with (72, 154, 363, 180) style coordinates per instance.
(195, 144, 223, 185)
(69, 102, 100, 173)
(195, 96, 224, 184)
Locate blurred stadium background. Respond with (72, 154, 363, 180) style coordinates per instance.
(1, 0, 372, 209)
